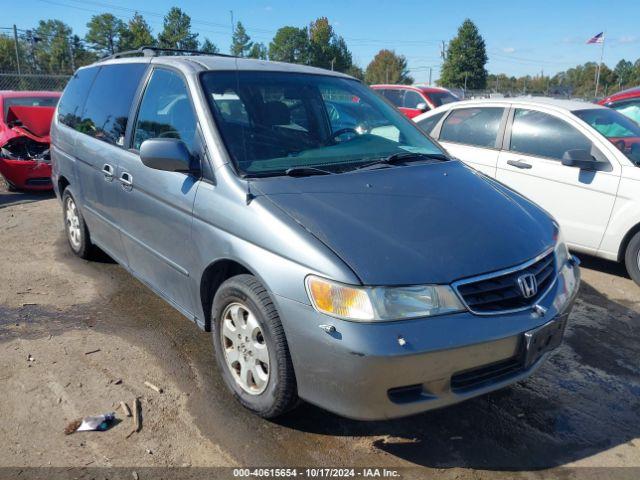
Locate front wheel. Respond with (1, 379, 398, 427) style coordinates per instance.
(624, 231, 640, 286)
(211, 274, 298, 418)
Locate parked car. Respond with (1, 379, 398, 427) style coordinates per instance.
(371, 84, 458, 118)
(414, 97, 640, 285)
(0, 91, 60, 190)
(51, 51, 579, 420)
(599, 86, 640, 124)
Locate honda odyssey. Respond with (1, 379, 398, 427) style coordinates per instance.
(51, 49, 580, 420)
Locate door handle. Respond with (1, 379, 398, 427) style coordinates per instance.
(119, 172, 133, 191)
(507, 159, 532, 169)
(102, 164, 114, 181)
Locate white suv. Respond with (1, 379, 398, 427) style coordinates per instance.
(414, 97, 640, 285)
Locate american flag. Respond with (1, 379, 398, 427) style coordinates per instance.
(587, 32, 604, 44)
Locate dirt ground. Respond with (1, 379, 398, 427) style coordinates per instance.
(1, 185, 639, 479)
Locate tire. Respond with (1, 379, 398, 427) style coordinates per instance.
(211, 274, 298, 418)
(624, 231, 640, 286)
(62, 188, 93, 259)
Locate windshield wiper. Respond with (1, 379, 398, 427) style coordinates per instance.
(354, 152, 449, 171)
(284, 166, 333, 177)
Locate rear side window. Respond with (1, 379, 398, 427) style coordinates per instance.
(510, 109, 592, 160)
(440, 107, 504, 148)
(133, 68, 197, 153)
(58, 67, 99, 128)
(403, 90, 425, 109)
(416, 111, 445, 135)
(382, 89, 404, 107)
(79, 63, 147, 146)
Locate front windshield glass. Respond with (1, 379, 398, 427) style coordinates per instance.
(200, 71, 445, 176)
(573, 108, 640, 165)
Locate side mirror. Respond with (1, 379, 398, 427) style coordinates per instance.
(561, 149, 608, 171)
(140, 138, 193, 173)
(416, 102, 429, 112)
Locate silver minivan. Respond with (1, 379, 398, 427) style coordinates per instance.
(51, 49, 580, 420)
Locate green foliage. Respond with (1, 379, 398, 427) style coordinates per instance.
(364, 49, 412, 85)
(268, 26, 309, 64)
(346, 64, 365, 81)
(439, 19, 488, 89)
(231, 22, 252, 57)
(32, 20, 75, 73)
(158, 7, 198, 50)
(121, 12, 155, 50)
(308, 17, 352, 72)
(200, 38, 219, 54)
(248, 42, 267, 60)
(85, 13, 126, 55)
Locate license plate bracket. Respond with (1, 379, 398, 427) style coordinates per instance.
(522, 316, 567, 368)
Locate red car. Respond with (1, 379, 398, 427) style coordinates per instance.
(0, 91, 60, 191)
(598, 86, 640, 125)
(371, 84, 459, 118)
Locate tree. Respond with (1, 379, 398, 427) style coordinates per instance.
(364, 49, 412, 85)
(614, 59, 634, 88)
(439, 19, 487, 90)
(158, 7, 198, 50)
(121, 12, 155, 50)
(248, 42, 267, 60)
(268, 26, 309, 64)
(85, 13, 126, 55)
(32, 20, 74, 73)
(231, 22, 252, 57)
(200, 38, 219, 54)
(346, 64, 365, 81)
(308, 17, 352, 72)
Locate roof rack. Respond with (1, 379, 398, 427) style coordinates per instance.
(97, 46, 237, 63)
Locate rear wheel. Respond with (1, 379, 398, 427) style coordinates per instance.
(211, 274, 298, 418)
(62, 189, 92, 259)
(624, 231, 640, 286)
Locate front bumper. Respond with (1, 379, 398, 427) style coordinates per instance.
(0, 158, 52, 191)
(274, 258, 580, 420)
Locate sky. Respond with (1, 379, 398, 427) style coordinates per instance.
(5, 0, 640, 82)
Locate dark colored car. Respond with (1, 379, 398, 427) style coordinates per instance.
(0, 91, 60, 190)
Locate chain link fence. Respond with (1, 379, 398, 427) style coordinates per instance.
(0, 73, 70, 92)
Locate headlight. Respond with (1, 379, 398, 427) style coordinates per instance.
(554, 228, 570, 268)
(306, 275, 465, 322)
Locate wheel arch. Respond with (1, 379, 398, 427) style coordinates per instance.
(199, 258, 256, 331)
(618, 222, 640, 262)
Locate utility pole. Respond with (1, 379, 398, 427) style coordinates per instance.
(13, 24, 21, 75)
(428, 67, 432, 86)
(594, 32, 606, 99)
(440, 40, 446, 60)
(230, 10, 234, 39)
(67, 37, 75, 72)
(331, 57, 335, 71)
(385, 66, 389, 84)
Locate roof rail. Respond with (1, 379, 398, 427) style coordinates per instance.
(97, 46, 237, 63)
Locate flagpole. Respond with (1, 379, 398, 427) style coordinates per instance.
(594, 32, 605, 99)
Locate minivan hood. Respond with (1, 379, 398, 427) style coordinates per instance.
(254, 161, 555, 286)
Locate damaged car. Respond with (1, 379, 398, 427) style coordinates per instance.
(0, 91, 60, 191)
(52, 52, 580, 420)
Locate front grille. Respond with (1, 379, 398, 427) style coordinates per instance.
(450, 355, 523, 391)
(455, 250, 556, 314)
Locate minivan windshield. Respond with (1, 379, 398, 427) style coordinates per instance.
(200, 71, 446, 176)
(573, 108, 640, 165)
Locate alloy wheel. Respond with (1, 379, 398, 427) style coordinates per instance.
(65, 197, 82, 251)
(220, 302, 270, 395)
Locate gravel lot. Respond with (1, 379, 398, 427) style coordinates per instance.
(1, 184, 639, 479)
